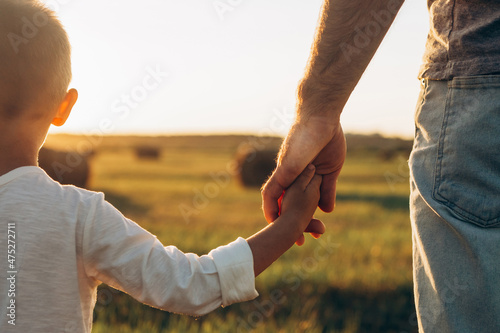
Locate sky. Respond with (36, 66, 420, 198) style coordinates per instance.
(43, 0, 430, 139)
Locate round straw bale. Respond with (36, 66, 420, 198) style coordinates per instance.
(235, 146, 279, 188)
(38, 147, 92, 188)
(135, 146, 161, 160)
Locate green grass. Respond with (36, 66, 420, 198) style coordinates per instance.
(46, 134, 417, 333)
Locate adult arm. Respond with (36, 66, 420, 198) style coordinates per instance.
(262, 0, 405, 237)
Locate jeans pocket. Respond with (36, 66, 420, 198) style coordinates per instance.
(433, 75, 500, 227)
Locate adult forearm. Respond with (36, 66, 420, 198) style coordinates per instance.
(297, 0, 404, 122)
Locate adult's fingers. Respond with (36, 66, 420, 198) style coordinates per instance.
(295, 234, 305, 246)
(296, 219, 326, 246)
(312, 125, 346, 212)
(261, 173, 285, 223)
(318, 172, 338, 212)
(304, 218, 326, 235)
(262, 165, 316, 223)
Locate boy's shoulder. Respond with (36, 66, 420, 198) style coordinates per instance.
(0, 167, 107, 240)
(1, 166, 103, 208)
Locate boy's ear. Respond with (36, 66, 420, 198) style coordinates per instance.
(51, 88, 78, 127)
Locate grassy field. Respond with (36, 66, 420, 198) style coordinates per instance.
(45, 134, 416, 333)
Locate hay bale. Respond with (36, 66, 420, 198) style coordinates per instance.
(235, 146, 279, 188)
(38, 147, 92, 188)
(135, 146, 161, 160)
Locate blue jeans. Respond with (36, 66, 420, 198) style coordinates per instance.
(409, 75, 500, 332)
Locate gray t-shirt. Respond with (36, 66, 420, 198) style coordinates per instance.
(419, 0, 500, 80)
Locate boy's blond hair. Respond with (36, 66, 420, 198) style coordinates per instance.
(0, 0, 72, 118)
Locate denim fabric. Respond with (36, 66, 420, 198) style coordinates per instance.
(409, 76, 500, 332)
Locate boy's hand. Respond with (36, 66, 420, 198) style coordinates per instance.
(248, 165, 324, 276)
(279, 164, 323, 245)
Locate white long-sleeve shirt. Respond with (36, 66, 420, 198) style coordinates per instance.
(0, 167, 258, 332)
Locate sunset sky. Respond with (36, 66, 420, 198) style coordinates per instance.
(43, 0, 429, 139)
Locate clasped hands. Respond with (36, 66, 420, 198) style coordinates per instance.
(261, 118, 346, 245)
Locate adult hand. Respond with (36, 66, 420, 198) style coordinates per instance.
(262, 116, 346, 245)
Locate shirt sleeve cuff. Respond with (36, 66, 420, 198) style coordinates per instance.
(209, 237, 259, 307)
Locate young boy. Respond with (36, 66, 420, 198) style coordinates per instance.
(0, 1, 324, 331)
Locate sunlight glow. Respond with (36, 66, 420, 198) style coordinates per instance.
(43, 0, 429, 139)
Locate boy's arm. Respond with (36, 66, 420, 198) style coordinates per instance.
(82, 194, 258, 316)
(248, 165, 322, 276)
(80, 168, 319, 315)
